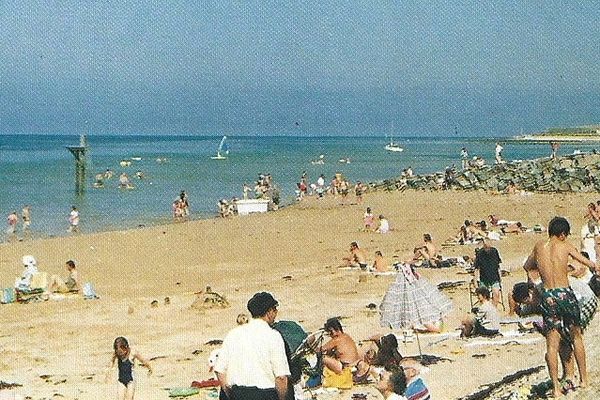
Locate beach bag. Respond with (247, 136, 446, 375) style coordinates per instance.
(1, 288, 15, 304)
(83, 282, 99, 299)
(322, 365, 353, 389)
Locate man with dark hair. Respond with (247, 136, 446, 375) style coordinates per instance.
(523, 216, 597, 398)
(460, 286, 500, 337)
(473, 239, 503, 307)
(320, 317, 361, 375)
(342, 242, 368, 269)
(376, 367, 408, 400)
(215, 292, 290, 400)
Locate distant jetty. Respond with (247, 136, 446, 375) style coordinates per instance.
(513, 124, 600, 142)
(370, 152, 600, 193)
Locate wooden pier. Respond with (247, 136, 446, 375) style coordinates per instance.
(66, 135, 88, 194)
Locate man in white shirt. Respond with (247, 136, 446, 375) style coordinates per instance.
(215, 292, 290, 400)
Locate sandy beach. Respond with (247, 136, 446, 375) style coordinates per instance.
(1, 189, 599, 399)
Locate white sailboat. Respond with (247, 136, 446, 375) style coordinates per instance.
(210, 136, 229, 160)
(385, 123, 403, 152)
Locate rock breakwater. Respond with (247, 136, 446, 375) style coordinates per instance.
(370, 152, 600, 193)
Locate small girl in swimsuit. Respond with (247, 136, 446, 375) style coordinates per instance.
(363, 207, 375, 231)
(107, 337, 153, 400)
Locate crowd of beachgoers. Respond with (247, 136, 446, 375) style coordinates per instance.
(3, 144, 600, 399)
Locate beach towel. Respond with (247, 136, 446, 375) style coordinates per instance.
(380, 264, 453, 329)
(168, 387, 200, 397)
(322, 366, 353, 389)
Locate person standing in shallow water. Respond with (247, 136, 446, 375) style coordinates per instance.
(523, 216, 597, 398)
(21, 205, 31, 239)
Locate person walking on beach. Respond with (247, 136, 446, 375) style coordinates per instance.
(215, 292, 290, 400)
(473, 239, 503, 308)
(460, 147, 469, 170)
(495, 142, 504, 164)
(68, 206, 80, 233)
(523, 216, 597, 398)
(106, 336, 153, 400)
(6, 211, 18, 242)
(551, 142, 560, 160)
(21, 205, 31, 239)
(354, 181, 365, 204)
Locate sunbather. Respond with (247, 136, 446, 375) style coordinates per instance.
(48, 260, 80, 293)
(372, 251, 389, 272)
(408, 234, 438, 266)
(342, 242, 368, 269)
(320, 318, 369, 381)
(363, 333, 403, 370)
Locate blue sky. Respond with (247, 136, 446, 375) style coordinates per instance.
(1, 1, 598, 136)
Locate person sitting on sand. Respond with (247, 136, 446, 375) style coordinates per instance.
(505, 180, 517, 195)
(363, 207, 376, 231)
(460, 287, 500, 338)
(408, 234, 438, 267)
(320, 318, 369, 382)
(48, 260, 81, 293)
(376, 367, 408, 400)
(15, 255, 38, 291)
(364, 333, 403, 370)
(401, 359, 431, 400)
(372, 251, 389, 272)
(376, 215, 390, 234)
(342, 241, 368, 270)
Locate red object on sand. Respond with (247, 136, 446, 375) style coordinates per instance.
(191, 378, 220, 388)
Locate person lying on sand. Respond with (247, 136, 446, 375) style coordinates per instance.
(342, 241, 368, 269)
(501, 222, 526, 234)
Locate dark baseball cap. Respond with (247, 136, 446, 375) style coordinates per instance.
(247, 292, 279, 317)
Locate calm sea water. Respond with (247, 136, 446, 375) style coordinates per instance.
(1, 134, 597, 238)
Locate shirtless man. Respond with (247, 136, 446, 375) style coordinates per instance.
(320, 318, 361, 374)
(409, 234, 437, 265)
(342, 242, 368, 270)
(523, 216, 597, 397)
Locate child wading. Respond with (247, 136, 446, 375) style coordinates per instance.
(107, 337, 153, 400)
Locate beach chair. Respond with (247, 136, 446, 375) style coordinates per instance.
(16, 272, 49, 303)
